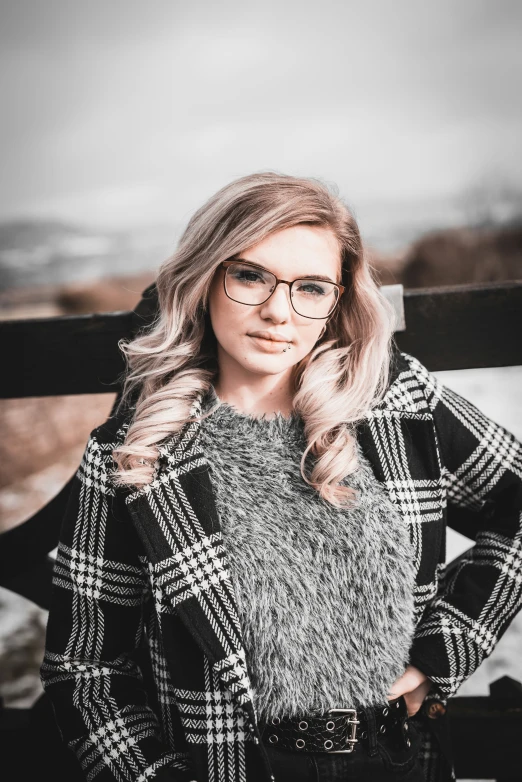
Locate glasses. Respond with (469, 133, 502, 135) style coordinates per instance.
(221, 259, 345, 319)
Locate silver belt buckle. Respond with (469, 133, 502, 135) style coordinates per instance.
(326, 708, 360, 753)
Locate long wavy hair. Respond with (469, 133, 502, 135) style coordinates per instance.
(112, 172, 396, 507)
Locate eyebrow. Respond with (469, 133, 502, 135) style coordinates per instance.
(233, 257, 338, 285)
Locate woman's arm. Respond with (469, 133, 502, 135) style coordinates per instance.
(40, 429, 195, 782)
(405, 353, 522, 698)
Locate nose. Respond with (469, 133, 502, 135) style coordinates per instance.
(259, 281, 292, 322)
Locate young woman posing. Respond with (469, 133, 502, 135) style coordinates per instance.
(41, 172, 522, 782)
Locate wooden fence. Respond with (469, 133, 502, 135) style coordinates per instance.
(1, 279, 521, 780)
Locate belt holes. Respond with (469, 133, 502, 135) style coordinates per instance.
(382, 707, 389, 716)
(298, 721, 308, 731)
(379, 725, 386, 734)
(268, 734, 278, 744)
(326, 721, 335, 731)
(324, 739, 334, 750)
(296, 738, 306, 749)
(360, 730, 367, 739)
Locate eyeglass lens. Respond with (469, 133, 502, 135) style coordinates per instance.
(224, 262, 338, 318)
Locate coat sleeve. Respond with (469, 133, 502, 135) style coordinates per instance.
(40, 428, 195, 782)
(405, 354, 522, 698)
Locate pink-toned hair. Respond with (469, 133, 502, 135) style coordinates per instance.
(112, 172, 395, 507)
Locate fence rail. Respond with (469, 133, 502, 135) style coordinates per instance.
(2, 280, 521, 398)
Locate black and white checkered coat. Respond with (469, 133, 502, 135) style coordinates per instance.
(41, 349, 522, 782)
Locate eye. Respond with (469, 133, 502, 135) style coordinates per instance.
(235, 269, 263, 283)
(229, 264, 270, 285)
(295, 281, 328, 297)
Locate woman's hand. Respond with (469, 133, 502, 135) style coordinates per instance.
(388, 664, 432, 717)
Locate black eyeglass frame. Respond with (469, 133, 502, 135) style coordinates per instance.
(220, 259, 345, 320)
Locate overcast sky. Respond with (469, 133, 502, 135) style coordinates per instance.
(0, 0, 521, 229)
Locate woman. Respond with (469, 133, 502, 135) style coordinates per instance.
(41, 172, 522, 782)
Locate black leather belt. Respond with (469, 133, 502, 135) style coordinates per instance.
(260, 697, 411, 754)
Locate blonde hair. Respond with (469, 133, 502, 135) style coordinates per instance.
(112, 172, 395, 507)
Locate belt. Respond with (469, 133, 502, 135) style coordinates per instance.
(260, 697, 410, 754)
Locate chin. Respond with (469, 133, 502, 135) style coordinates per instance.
(240, 354, 293, 375)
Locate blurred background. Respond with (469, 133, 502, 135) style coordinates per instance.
(0, 0, 521, 717)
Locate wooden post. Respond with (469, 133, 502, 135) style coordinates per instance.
(490, 677, 522, 782)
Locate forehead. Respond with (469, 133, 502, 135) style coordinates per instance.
(239, 225, 341, 279)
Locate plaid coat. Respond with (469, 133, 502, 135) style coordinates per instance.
(41, 348, 522, 782)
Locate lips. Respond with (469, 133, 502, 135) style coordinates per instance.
(248, 331, 291, 343)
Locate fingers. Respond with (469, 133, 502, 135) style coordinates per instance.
(388, 665, 430, 701)
(403, 679, 432, 716)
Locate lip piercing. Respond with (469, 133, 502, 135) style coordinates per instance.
(282, 343, 292, 353)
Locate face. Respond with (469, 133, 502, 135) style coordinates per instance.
(208, 224, 341, 381)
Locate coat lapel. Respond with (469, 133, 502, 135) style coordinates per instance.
(357, 349, 444, 614)
(124, 397, 257, 716)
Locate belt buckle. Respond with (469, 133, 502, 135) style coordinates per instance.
(326, 708, 360, 753)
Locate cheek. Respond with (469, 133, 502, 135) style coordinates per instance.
(298, 322, 324, 348)
(208, 276, 226, 328)
(208, 287, 243, 347)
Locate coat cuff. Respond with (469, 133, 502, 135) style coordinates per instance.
(408, 632, 459, 699)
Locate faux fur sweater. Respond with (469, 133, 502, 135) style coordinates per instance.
(199, 388, 416, 722)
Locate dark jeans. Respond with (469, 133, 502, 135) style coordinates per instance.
(263, 697, 425, 781)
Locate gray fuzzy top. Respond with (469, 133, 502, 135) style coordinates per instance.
(199, 388, 416, 722)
